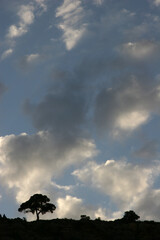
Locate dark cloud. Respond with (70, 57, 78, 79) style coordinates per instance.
(24, 74, 88, 138)
(22, 1, 160, 141)
(0, 82, 7, 97)
(134, 189, 160, 221)
(133, 140, 158, 160)
(94, 74, 160, 135)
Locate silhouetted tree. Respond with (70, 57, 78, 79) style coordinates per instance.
(80, 215, 90, 221)
(3, 214, 7, 219)
(18, 193, 56, 221)
(122, 210, 140, 223)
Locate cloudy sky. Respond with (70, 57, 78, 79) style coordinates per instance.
(1, 0, 160, 221)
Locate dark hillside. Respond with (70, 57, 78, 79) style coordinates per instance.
(0, 218, 160, 240)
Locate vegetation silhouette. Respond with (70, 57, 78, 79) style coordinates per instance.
(80, 215, 90, 221)
(0, 206, 159, 239)
(0, 214, 159, 240)
(121, 210, 140, 223)
(18, 193, 56, 221)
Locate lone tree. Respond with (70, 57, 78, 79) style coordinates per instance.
(18, 193, 56, 221)
(122, 210, 140, 223)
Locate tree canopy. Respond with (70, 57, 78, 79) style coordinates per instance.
(18, 193, 56, 221)
(122, 210, 140, 223)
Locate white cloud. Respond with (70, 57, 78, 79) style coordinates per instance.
(7, 25, 28, 38)
(154, 0, 160, 6)
(56, 0, 81, 16)
(0, 131, 97, 203)
(6, 1, 47, 40)
(116, 111, 149, 131)
(1, 48, 13, 60)
(54, 195, 107, 220)
(51, 181, 73, 191)
(25, 53, 40, 63)
(121, 8, 136, 17)
(7, 4, 35, 39)
(18, 5, 35, 25)
(56, 0, 87, 50)
(118, 41, 159, 59)
(94, 208, 107, 220)
(110, 211, 123, 220)
(71, 154, 160, 221)
(35, 0, 47, 12)
(73, 159, 155, 207)
(93, 0, 104, 5)
(55, 195, 83, 219)
(94, 76, 160, 136)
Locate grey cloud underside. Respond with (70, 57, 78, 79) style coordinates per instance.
(23, 65, 160, 140)
(0, 131, 97, 204)
(133, 140, 159, 160)
(23, 66, 98, 139)
(20, 1, 160, 140)
(0, 132, 96, 179)
(0, 83, 7, 97)
(131, 188, 160, 221)
(24, 90, 86, 137)
(94, 75, 160, 134)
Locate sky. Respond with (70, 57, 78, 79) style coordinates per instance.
(1, 0, 160, 221)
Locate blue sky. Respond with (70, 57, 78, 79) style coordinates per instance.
(1, 0, 160, 221)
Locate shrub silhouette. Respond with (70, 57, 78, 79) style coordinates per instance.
(80, 215, 90, 221)
(122, 210, 140, 223)
(18, 193, 56, 221)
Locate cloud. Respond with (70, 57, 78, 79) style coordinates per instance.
(124, 13, 160, 41)
(1, 48, 13, 60)
(7, 24, 28, 39)
(94, 208, 107, 220)
(133, 140, 158, 161)
(0, 83, 7, 97)
(153, 0, 160, 6)
(18, 53, 42, 70)
(7, 4, 35, 39)
(93, 0, 104, 5)
(51, 182, 73, 191)
(133, 189, 160, 221)
(118, 41, 159, 60)
(94, 75, 160, 136)
(25, 53, 40, 63)
(26, 194, 107, 221)
(0, 131, 97, 203)
(5, 0, 48, 50)
(35, 0, 47, 12)
(73, 159, 154, 208)
(124, 23, 149, 39)
(18, 5, 35, 25)
(23, 69, 90, 137)
(72, 155, 160, 221)
(56, 0, 87, 50)
(54, 195, 107, 220)
(115, 111, 149, 131)
(55, 195, 83, 219)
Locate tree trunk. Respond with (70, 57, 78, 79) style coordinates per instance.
(36, 210, 39, 221)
